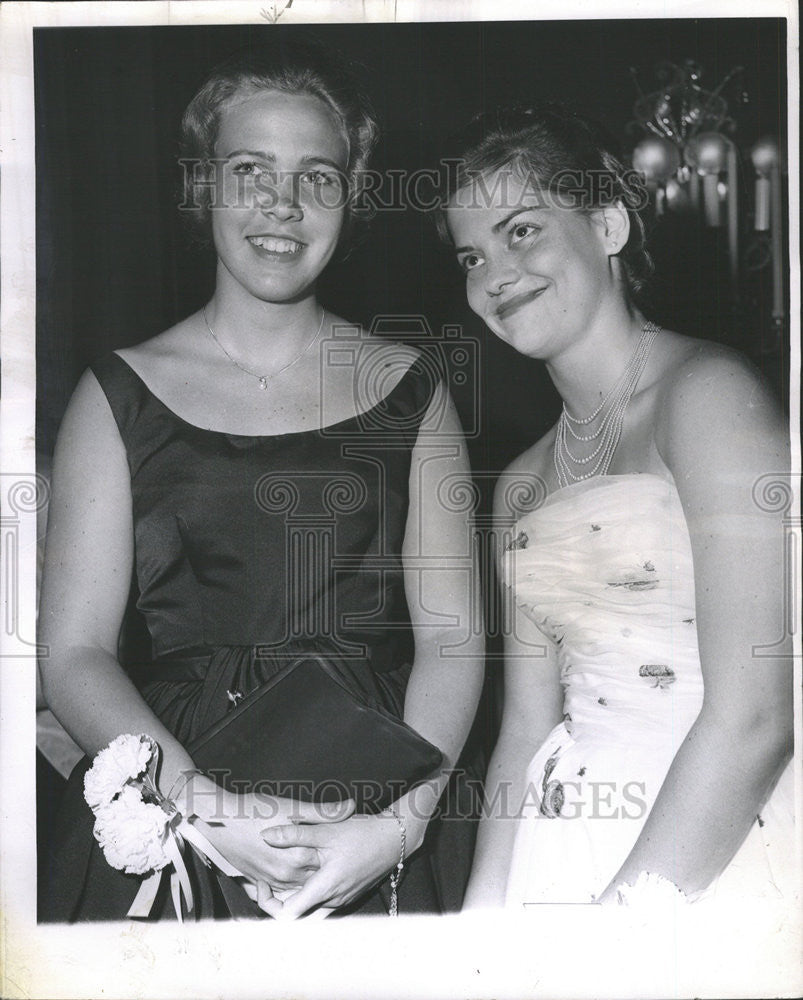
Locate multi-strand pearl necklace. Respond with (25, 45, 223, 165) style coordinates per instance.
(553, 322, 659, 489)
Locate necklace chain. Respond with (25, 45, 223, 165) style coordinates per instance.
(553, 322, 659, 489)
(202, 305, 326, 390)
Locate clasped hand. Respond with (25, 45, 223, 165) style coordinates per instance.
(260, 810, 405, 919)
(185, 782, 352, 916)
(187, 779, 403, 918)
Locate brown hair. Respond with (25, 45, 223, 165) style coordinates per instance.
(436, 104, 653, 304)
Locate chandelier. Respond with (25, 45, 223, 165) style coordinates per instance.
(630, 60, 784, 333)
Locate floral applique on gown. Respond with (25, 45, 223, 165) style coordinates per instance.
(503, 474, 795, 906)
(40, 351, 479, 921)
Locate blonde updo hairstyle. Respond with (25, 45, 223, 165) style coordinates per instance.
(180, 35, 379, 253)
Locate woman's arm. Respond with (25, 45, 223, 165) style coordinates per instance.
(39, 371, 347, 903)
(263, 383, 485, 915)
(390, 382, 485, 849)
(39, 371, 190, 774)
(599, 349, 793, 900)
(464, 460, 564, 907)
(463, 603, 564, 908)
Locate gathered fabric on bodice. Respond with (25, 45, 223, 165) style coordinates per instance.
(506, 474, 703, 749)
(502, 473, 793, 906)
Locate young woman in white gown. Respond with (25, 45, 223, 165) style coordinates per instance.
(440, 106, 796, 907)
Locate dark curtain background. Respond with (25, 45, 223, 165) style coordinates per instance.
(34, 20, 789, 784)
(35, 18, 788, 466)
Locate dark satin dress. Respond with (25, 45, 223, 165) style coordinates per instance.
(40, 351, 478, 922)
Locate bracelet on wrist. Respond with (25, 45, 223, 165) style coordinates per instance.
(381, 806, 406, 917)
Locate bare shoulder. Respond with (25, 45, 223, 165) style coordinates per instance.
(52, 367, 130, 502)
(114, 316, 197, 371)
(62, 365, 119, 431)
(339, 324, 439, 412)
(650, 331, 787, 474)
(653, 332, 774, 405)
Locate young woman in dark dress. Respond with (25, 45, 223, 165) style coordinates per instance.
(39, 38, 483, 921)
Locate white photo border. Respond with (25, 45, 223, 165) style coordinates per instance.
(1, 2, 800, 998)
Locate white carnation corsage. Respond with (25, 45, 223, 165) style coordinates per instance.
(83, 734, 242, 921)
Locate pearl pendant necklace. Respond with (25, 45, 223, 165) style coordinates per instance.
(202, 306, 326, 390)
(553, 322, 659, 489)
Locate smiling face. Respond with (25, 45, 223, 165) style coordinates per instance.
(211, 89, 349, 303)
(445, 168, 617, 360)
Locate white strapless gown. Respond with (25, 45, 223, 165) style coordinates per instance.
(503, 473, 796, 907)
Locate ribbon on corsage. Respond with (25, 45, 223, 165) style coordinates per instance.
(83, 733, 243, 921)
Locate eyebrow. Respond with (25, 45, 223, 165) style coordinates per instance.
(300, 155, 345, 171)
(453, 206, 544, 254)
(492, 206, 544, 232)
(224, 148, 344, 171)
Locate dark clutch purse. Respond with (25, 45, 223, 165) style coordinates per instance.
(186, 654, 443, 813)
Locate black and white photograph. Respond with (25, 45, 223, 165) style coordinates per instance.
(1, 1, 800, 997)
